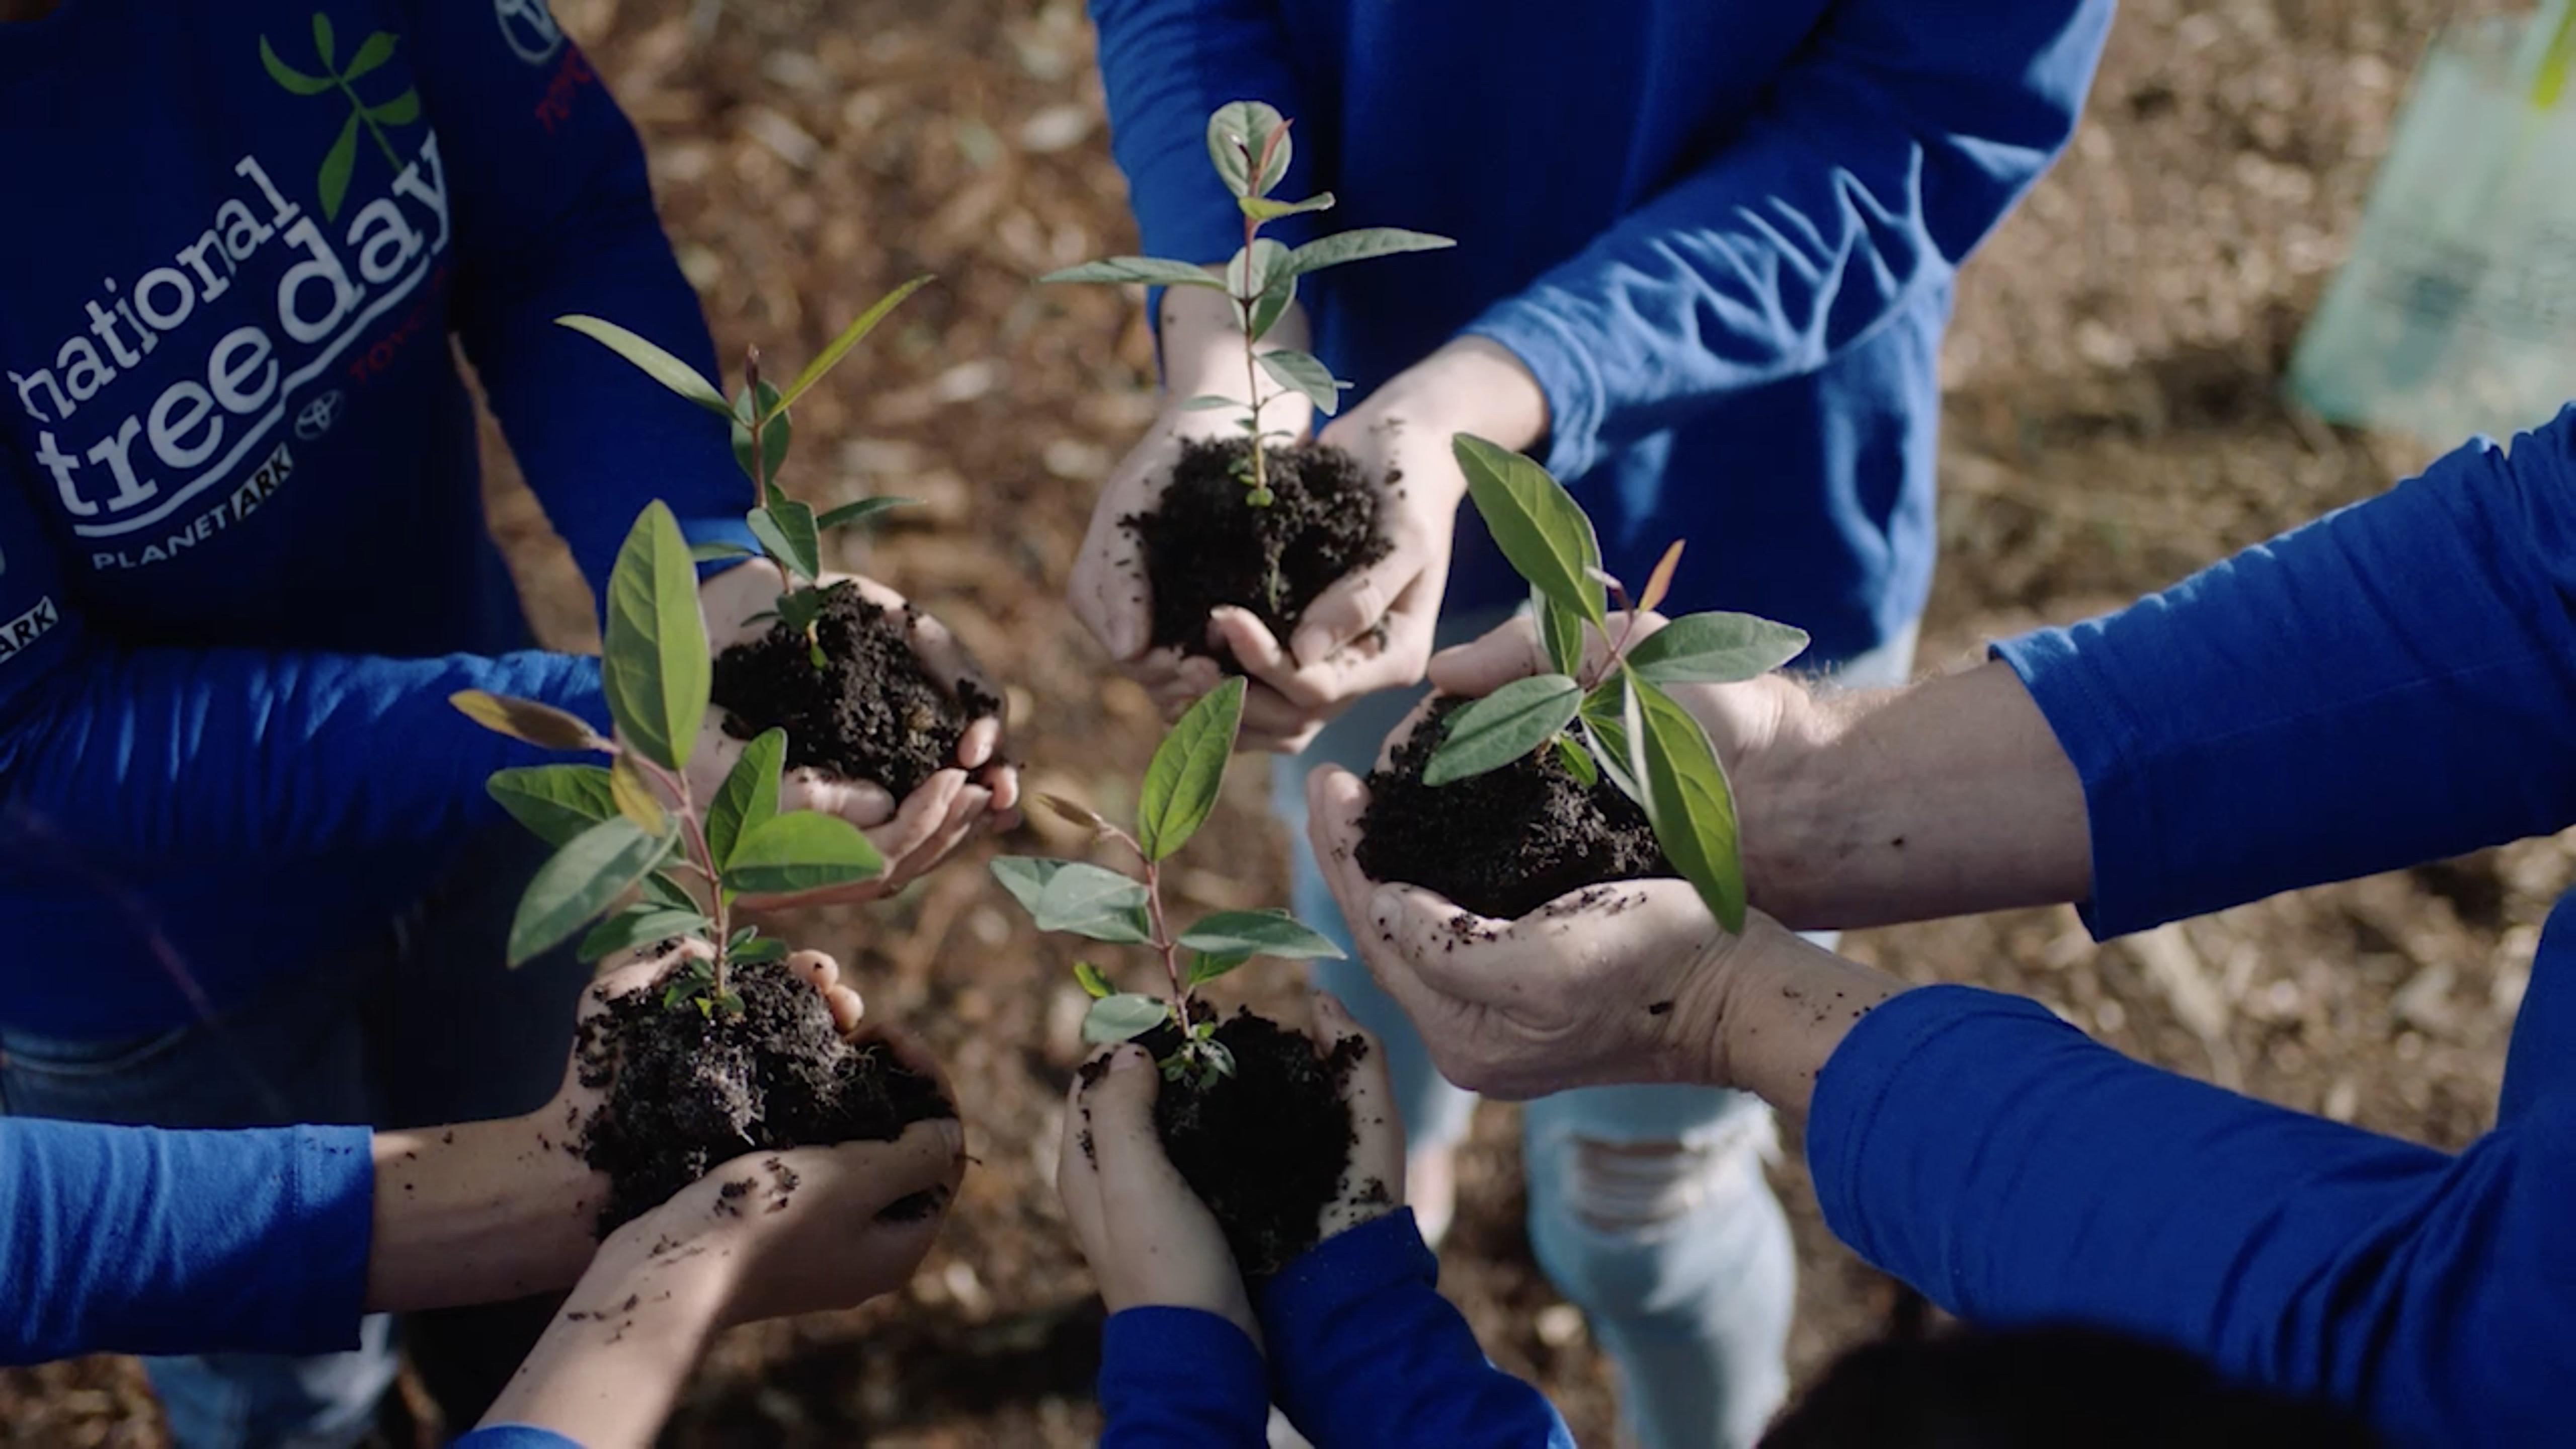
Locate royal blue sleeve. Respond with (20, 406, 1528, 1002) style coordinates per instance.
(0, 1119, 372, 1364)
(1466, 0, 2113, 480)
(1097, 1306, 1270, 1448)
(0, 458, 602, 866)
(450, 1430, 584, 1449)
(1810, 986, 2576, 1448)
(1994, 407, 2576, 937)
(1088, 0, 1319, 267)
(398, 7, 756, 593)
(1259, 1211, 1572, 1448)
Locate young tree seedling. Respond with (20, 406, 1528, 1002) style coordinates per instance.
(988, 677, 1344, 1084)
(558, 278, 932, 670)
(451, 500, 888, 1017)
(1419, 437, 1814, 934)
(1041, 101, 1455, 509)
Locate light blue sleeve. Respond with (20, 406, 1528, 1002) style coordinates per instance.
(1468, 0, 2114, 479)
(0, 1120, 373, 1364)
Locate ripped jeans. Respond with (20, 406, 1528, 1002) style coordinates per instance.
(1275, 609, 1918, 1449)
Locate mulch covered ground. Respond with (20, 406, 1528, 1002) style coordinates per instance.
(4, 0, 2553, 1442)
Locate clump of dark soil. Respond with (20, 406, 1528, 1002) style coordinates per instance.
(1357, 694, 1675, 920)
(1081, 1009, 1365, 1279)
(712, 587, 1001, 798)
(1129, 437, 1392, 658)
(577, 957, 955, 1233)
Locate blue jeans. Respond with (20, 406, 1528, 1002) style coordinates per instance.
(1275, 610, 1919, 1449)
(0, 827, 590, 1449)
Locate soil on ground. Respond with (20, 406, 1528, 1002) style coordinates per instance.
(1130, 436, 1390, 659)
(1358, 695, 1675, 920)
(713, 586, 1002, 799)
(1080, 1010, 1363, 1280)
(578, 957, 955, 1233)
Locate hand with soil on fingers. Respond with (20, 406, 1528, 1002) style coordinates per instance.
(1304, 762, 1900, 1118)
(473, 1108, 963, 1449)
(694, 559, 1019, 904)
(1207, 337, 1547, 754)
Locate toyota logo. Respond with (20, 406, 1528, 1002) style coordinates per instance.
(295, 390, 347, 441)
(495, 0, 565, 65)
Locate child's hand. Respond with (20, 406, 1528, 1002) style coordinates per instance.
(1313, 994, 1407, 1242)
(1057, 1044, 1263, 1348)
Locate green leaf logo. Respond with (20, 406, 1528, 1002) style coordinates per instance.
(259, 13, 421, 220)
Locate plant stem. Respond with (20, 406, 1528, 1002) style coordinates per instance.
(1103, 822, 1189, 1017)
(1237, 206, 1273, 508)
(629, 751, 729, 997)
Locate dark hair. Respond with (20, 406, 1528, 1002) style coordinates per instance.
(1759, 1322, 2381, 1449)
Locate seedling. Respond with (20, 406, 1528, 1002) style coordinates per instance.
(1041, 101, 1454, 508)
(451, 500, 887, 1016)
(557, 279, 932, 670)
(1420, 437, 1813, 933)
(989, 677, 1344, 1084)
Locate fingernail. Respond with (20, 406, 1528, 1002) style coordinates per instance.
(936, 1116, 965, 1157)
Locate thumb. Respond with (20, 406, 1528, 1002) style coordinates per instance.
(1426, 614, 1550, 698)
(1289, 554, 1407, 670)
(1369, 883, 1523, 1008)
(1085, 1045, 1185, 1195)
(830, 1116, 966, 1221)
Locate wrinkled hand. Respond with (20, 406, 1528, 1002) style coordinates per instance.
(1057, 1043, 1262, 1346)
(694, 560, 1019, 904)
(1303, 763, 1761, 1098)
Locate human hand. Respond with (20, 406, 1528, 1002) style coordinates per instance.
(694, 559, 1019, 905)
(1312, 992, 1406, 1242)
(1056, 1043, 1262, 1347)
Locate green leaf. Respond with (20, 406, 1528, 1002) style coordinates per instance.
(731, 937, 788, 966)
(1180, 394, 1243, 413)
(1242, 191, 1334, 221)
(601, 502, 711, 772)
(639, 871, 699, 913)
(1177, 909, 1345, 961)
(488, 765, 619, 848)
(1579, 678, 1647, 805)
(989, 856, 1074, 916)
(1084, 993, 1172, 1045)
(509, 818, 668, 966)
(1258, 349, 1348, 416)
(1633, 679, 1747, 933)
(1139, 676, 1246, 860)
(1626, 612, 1814, 686)
(1555, 734, 1599, 787)
(342, 29, 398, 80)
(450, 690, 604, 751)
(690, 540, 756, 562)
(1283, 227, 1456, 279)
(720, 811, 886, 895)
(317, 112, 361, 222)
(1186, 950, 1252, 987)
(1534, 584, 1588, 679)
(776, 276, 936, 414)
(816, 497, 915, 532)
(1073, 961, 1115, 999)
(730, 380, 790, 488)
(706, 728, 786, 868)
(310, 12, 337, 68)
(1247, 271, 1298, 344)
(747, 500, 822, 586)
(1206, 100, 1290, 199)
(578, 906, 713, 964)
(1224, 238, 1292, 302)
(1040, 257, 1227, 290)
(1035, 863, 1154, 944)
(1423, 673, 1582, 785)
(366, 89, 421, 126)
(556, 316, 732, 416)
(608, 755, 669, 836)
(259, 36, 333, 95)
(1453, 434, 1606, 628)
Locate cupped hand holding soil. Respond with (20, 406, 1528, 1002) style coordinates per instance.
(1056, 995, 1404, 1334)
(693, 559, 1019, 905)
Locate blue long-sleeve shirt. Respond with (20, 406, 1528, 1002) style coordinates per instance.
(1810, 405, 2576, 1447)
(1088, 0, 2112, 663)
(0, 2, 755, 1036)
(1099, 1210, 1570, 1446)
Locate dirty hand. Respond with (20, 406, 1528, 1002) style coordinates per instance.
(694, 559, 1020, 905)
(1302, 763, 1754, 1099)
(563, 940, 870, 1125)
(1071, 286, 1315, 716)
(1057, 1043, 1262, 1348)
(1312, 993, 1407, 1243)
